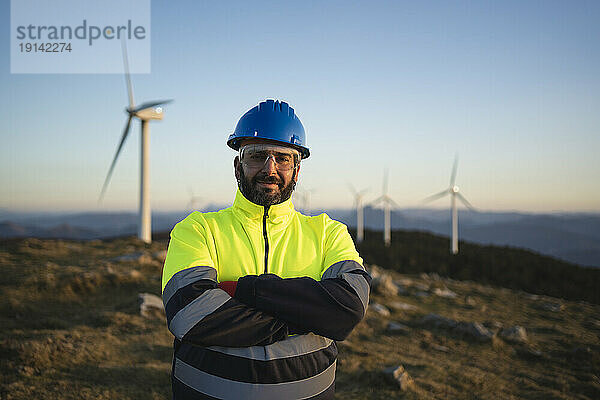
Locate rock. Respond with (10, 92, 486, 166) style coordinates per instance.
(539, 302, 564, 312)
(420, 314, 458, 329)
(429, 272, 442, 281)
(367, 264, 382, 279)
(433, 287, 457, 298)
(455, 322, 494, 342)
(388, 301, 420, 312)
(516, 347, 544, 360)
(387, 322, 411, 334)
(372, 273, 400, 297)
(383, 365, 414, 391)
(464, 296, 477, 307)
(414, 291, 430, 298)
(499, 326, 528, 343)
(129, 269, 143, 280)
(138, 293, 164, 318)
(153, 250, 167, 263)
(397, 278, 414, 287)
(432, 344, 450, 353)
(370, 302, 391, 317)
(413, 282, 430, 291)
(490, 321, 504, 330)
(420, 314, 493, 342)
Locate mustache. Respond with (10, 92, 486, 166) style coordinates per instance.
(254, 175, 282, 185)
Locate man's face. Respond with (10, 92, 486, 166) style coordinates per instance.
(235, 142, 300, 207)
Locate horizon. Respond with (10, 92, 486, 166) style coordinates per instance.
(2, 204, 600, 217)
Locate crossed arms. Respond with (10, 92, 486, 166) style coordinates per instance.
(162, 263, 371, 348)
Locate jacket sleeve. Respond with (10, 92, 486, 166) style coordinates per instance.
(235, 219, 371, 341)
(162, 214, 292, 348)
(236, 266, 370, 341)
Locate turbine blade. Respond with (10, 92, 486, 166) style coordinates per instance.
(347, 182, 357, 195)
(121, 39, 135, 110)
(456, 192, 476, 211)
(383, 168, 389, 195)
(388, 196, 401, 209)
(133, 99, 174, 113)
(99, 116, 133, 202)
(370, 196, 385, 206)
(422, 189, 449, 204)
(450, 154, 458, 186)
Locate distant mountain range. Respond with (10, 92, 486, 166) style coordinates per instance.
(1, 206, 599, 268)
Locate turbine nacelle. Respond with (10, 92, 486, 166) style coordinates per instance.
(452, 185, 459, 193)
(134, 106, 164, 120)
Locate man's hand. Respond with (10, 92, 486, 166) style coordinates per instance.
(217, 281, 238, 297)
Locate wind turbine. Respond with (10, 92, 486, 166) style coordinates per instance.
(423, 155, 475, 254)
(295, 186, 315, 216)
(348, 184, 368, 243)
(99, 41, 173, 244)
(186, 188, 203, 213)
(372, 169, 399, 247)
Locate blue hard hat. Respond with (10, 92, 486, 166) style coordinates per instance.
(228, 99, 310, 159)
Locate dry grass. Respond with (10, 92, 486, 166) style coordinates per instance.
(1, 237, 599, 399)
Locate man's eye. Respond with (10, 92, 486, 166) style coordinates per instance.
(275, 155, 292, 163)
(249, 152, 267, 160)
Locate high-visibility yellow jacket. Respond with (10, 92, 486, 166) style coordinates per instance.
(162, 189, 371, 400)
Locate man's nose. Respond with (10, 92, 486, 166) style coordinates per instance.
(262, 154, 277, 174)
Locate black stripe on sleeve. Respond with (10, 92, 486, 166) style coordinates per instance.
(165, 279, 217, 323)
(181, 298, 291, 348)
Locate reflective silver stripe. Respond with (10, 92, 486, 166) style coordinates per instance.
(321, 260, 365, 279)
(322, 260, 369, 311)
(174, 357, 336, 400)
(207, 333, 333, 361)
(341, 272, 369, 311)
(169, 289, 230, 340)
(162, 266, 217, 307)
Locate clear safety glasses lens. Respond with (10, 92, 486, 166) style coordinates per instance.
(240, 147, 299, 171)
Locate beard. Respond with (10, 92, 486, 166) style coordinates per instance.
(238, 168, 296, 207)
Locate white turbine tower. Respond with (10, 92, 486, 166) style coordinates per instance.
(99, 42, 173, 244)
(295, 187, 315, 216)
(423, 155, 475, 254)
(372, 169, 399, 247)
(186, 188, 203, 213)
(348, 184, 368, 243)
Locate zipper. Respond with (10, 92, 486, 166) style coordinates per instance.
(262, 206, 270, 274)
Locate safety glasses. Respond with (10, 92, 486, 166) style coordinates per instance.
(240, 144, 300, 171)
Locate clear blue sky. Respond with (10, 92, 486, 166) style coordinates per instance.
(1, 0, 599, 213)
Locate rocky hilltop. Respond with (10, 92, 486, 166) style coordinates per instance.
(1, 237, 598, 399)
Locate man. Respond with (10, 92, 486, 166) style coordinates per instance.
(162, 99, 371, 399)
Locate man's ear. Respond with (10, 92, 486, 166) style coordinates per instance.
(234, 156, 241, 181)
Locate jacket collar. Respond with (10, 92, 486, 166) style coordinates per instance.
(232, 189, 296, 230)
